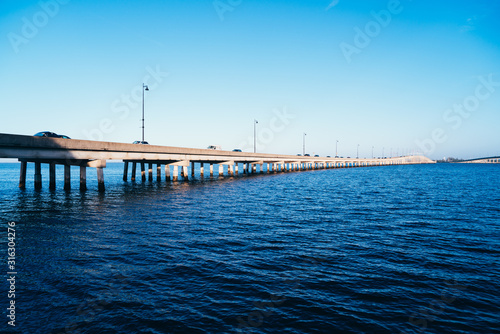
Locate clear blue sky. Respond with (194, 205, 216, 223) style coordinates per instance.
(1, 0, 499, 160)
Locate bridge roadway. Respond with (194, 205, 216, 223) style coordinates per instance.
(0, 133, 435, 191)
(459, 156, 500, 164)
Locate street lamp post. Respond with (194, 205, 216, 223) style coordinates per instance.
(141, 83, 149, 143)
(254, 120, 258, 153)
(303, 133, 307, 155)
(357, 144, 360, 159)
(336, 140, 339, 157)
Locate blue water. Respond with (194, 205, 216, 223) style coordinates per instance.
(0, 162, 499, 334)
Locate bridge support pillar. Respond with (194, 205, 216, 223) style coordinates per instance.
(228, 164, 234, 176)
(19, 161, 27, 189)
(123, 162, 128, 182)
(49, 162, 56, 190)
(260, 164, 264, 174)
(234, 164, 238, 175)
(131, 162, 137, 181)
(34, 162, 42, 190)
(64, 165, 71, 191)
(148, 163, 153, 181)
(173, 166, 178, 181)
(210, 164, 213, 177)
(219, 164, 224, 177)
(252, 164, 256, 173)
(182, 166, 189, 180)
(165, 164, 170, 181)
(97, 167, 105, 192)
(157, 164, 161, 182)
(80, 166, 87, 191)
(141, 163, 146, 182)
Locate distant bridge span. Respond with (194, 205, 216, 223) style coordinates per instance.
(0, 133, 435, 192)
(459, 156, 500, 164)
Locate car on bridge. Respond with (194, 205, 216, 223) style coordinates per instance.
(232, 149, 242, 152)
(132, 141, 149, 145)
(34, 131, 71, 139)
(304, 154, 310, 156)
(207, 145, 222, 150)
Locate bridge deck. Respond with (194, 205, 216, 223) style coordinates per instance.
(0, 133, 435, 191)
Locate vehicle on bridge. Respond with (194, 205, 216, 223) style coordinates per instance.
(34, 131, 71, 139)
(232, 149, 242, 152)
(208, 145, 221, 150)
(132, 141, 149, 145)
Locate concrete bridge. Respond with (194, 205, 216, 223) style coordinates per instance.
(0, 133, 435, 192)
(459, 156, 500, 164)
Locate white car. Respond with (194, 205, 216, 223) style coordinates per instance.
(207, 145, 221, 150)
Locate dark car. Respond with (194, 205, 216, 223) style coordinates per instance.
(232, 149, 242, 152)
(314, 155, 320, 157)
(34, 131, 70, 139)
(133, 141, 149, 144)
(304, 154, 310, 156)
(326, 156, 331, 158)
(297, 154, 302, 156)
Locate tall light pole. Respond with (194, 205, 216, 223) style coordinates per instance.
(254, 119, 258, 153)
(141, 83, 149, 143)
(336, 140, 339, 157)
(303, 133, 307, 155)
(357, 144, 360, 159)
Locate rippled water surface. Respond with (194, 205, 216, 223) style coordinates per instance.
(1, 162, 499, 333)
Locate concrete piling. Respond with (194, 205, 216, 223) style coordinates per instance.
(64, 165, 71, 191)
(157, 164, 161, 182)
(80, 166, 87, 191)
(49, 162, 56, 190)
(131, 162, 137, 181)
(123, 162, 128, 182)
(97, 167, 105, 192)
(148, 163, 153, 181)
(19, 161, 27, 189)
(141, 163, 146, 182)
(34, 162, 42, 190)
(173, 166, 178, 181)
(165, 164, 170, 181)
